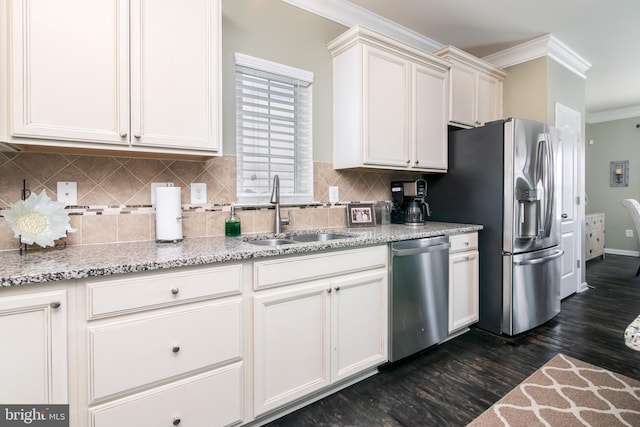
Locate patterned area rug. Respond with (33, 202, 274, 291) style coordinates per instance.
(468, 354, 640, 426)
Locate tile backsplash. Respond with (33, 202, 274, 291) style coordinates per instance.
(0, 152, 421, 250)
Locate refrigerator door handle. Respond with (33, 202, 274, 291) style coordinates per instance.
(543, 135, 555, 238)
(513, 249, 564, 266)
(534, 134, 555, 239)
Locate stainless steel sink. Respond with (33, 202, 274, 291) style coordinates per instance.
(287, 233, 352, 242)
(245, 232, 355, 246)
(247, 238, 297, 246)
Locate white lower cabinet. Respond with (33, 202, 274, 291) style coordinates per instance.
(253, 281, 331, 415)
(252, 246, 388, 417)
(0, 287, 68, 404)
(331, 271, 388, 382)
(448, 233, 480, 334)
(80, 264, 244, 427)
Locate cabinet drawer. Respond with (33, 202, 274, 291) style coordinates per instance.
(88, 299, 241, 401)
(86, 264, 242, 319)
(253, 245, 388, 290)
(449, 232, 478, 253)
(90, 363, 243, 427)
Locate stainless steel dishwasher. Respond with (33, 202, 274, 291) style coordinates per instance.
(389, 235, 450, 362)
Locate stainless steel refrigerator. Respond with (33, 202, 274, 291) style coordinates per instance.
(427, 118, 563, 335)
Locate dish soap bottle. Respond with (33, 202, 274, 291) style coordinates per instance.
(225, 206, 241, 236)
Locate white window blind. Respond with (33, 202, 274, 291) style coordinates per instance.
(235, 54, 313, 205)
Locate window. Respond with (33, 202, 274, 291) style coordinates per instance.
(235, 53, 313, 205)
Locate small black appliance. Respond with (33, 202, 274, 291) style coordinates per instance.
(390, 179, 430, 225)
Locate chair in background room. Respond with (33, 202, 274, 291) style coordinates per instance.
(621, 198, 640, 276)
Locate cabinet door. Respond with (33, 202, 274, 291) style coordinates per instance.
(413, 63, 448, 171)
(0, 290, 67, 403)
(476, 72, 502, 126)
(448, 250, 479, 333)
(331, 270, 388, 382)
(362, 45, 411, 167)
(448, 62, 477, 127)
(253, 283, 330, 416)
(10, 0, 129, 144)
(130, 0, 220, 151)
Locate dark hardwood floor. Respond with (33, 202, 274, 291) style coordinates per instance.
(266, 254, 640, 426)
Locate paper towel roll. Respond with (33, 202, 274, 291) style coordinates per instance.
(155, 186, 183, 242)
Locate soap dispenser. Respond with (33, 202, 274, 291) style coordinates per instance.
(225, 206, 241, 236)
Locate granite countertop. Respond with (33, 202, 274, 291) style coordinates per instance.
(0, 222, 482, 287)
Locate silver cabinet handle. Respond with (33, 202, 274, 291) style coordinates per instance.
(172, 346, 180, 353)
(134, 133, 141, 139)
(172, 417, 181, 425)
(119, 131, 127, 138)
(562, 213, 568, 219)
(171, 287, 179, 295)
(50, 301, 61, 309)
(327, 288, 332, 294)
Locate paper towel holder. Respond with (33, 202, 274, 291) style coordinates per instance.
(155, 185, 184, 243)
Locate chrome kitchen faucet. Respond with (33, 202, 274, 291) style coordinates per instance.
(270, 175, 290, 234)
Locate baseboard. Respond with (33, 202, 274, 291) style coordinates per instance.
(604, 248, 639, 257)
(578, 281, 591, 293)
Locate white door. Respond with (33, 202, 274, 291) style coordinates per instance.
(253, 282, 331, 416)
(363, 45, 411, 167)
(331, 270, 387, 382)
(555, 103, 582, 299)
(0, 290, 67, 403)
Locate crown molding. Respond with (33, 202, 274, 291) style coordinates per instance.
(586, 105, 640, 124)
(281, 0, 443, 53)
(483, 34, 591, 79)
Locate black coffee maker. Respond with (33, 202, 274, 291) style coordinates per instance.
(391, 179, 430, 225)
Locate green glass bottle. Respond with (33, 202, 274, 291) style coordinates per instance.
(225, 206, 241, 236)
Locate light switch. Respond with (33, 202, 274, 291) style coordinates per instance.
(191, 183, 207, 204)
(329, 186, 339, 204)
(57, 181, 77, 205)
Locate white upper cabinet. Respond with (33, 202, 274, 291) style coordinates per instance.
(329, 26, 450, 172)
(434, 46, 505, 128)
(362, 45, 411, 168)
(6, 0, 221, 156)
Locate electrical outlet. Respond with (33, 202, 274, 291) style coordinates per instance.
(151, 182, 174, 205)
(190, 183, 207, 204)
(626, 229, 634, 237)
(57, 181, 77, 205)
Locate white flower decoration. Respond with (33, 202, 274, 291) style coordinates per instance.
(3, 190, 75, 248)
